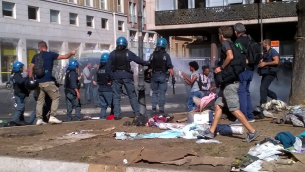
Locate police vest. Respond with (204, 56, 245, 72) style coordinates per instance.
(64, 70, 80, 90)
(11, 72, 29, 95)
(150, 51, 167, 73)
(97, 65, 109, 85)
(113, 49, 130, 71)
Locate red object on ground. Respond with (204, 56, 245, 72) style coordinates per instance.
(107, 114, 115, 120)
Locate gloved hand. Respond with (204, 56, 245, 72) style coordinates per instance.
(172, 77, 176, 85)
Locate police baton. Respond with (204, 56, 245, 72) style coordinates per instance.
(173, 83, 175, 95)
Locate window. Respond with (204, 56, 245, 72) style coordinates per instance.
(129, 2, 137, 23)
(86, 0, 93, 7)
(101, 0, 107, 9)
(50, 10, 59, 23)
(118, 21, 124, 31)
(87, 16, 94, 27)
(70, 13, 78, 25)
(68, 0, 77, 3)
(143, 6, 146, 24)
(117, 0, 123, 13)
(134, 3, 137, 23)
(2, 2, 15, 17)
(101, 18, 108, 29)
(28, 6, 39, 21)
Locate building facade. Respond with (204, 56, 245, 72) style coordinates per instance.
(146, 0, 297, 66)
(124, 0, 157, 59)
(0, 0, 128, 84)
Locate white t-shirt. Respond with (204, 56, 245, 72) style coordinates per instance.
(83, 67, 91, 84)
(190, 72, 200, 92)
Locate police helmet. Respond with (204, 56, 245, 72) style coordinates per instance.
(116, 36, 127, 46)
(25, 80, 39, 90)
(68, 60, 79, 69)
(12, 62, 24, 72)
(101, 53, 110, 63)
(157, 38, 167, 48)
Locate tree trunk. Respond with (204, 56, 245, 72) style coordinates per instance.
(289, 1, 305, 105)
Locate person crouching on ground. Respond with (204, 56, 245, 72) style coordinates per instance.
(11, 62, 29, 123)
(95, 53, 114, 119)
(182, 61, 202, 111)
(64, 60, 82, 121)
(202, 26, 260, 142)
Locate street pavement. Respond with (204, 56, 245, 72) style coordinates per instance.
(0, 83, 189, 123)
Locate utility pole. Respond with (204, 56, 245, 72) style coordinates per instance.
(138, 0, 146, 115)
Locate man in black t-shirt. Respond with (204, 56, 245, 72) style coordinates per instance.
(230, 23, 255, 126)
(202, 26, 259, 142)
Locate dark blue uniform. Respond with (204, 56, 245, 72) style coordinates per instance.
(149, 50, 173, 112)
(64, 68, 81, 121)
(96, 63, 113, 119)
(106, 49, 148, 118)
(11, 72, 29, 122)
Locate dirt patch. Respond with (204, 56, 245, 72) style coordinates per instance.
(0, 113, 304, 171)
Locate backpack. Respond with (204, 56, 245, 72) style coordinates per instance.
(33, 52, 45, 79)
(229, 41, 247, 78)
(247, 35, 262, 66)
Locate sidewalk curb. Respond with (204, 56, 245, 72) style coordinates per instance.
(23, 104, 188, 117)
(0, 156, 199, 172)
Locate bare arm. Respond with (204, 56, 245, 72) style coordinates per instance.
(222, 50, 234, 68)
(57, 51, 76, 60)
(265, 56, 279, 66)
(183, 73, 197, 85)
(169, 68, 174, 77)
(185, 79, 191, 85)
(29, 63, 34, 79)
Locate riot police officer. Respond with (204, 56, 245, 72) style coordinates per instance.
(149, 38, 175, 113)
(64, 60, 82, 121)
(95, 53, 113, 119)
(11, 62, 29, 122)
(106, 36, 149, 120)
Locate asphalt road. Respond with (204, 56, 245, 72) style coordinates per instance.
(0, 83, 189, 123)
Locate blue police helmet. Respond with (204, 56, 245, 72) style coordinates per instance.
(101, 53, 110, 63)
(12, 61, 24, 72)
(68, 60, 79, 69)
(157, 38, 167, 48)
(116, 36, 127, 46)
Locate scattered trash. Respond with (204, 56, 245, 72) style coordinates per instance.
(187, 110, 213, 124)
(263, 110, 274, 118)
(103, 126, 115, 132)
(91, 117, 100, 120)
(0, 120, 8, 124)
(66, 130, 93, 136)
(242, 160, 263, 172)
(123, 159, 128, 164)
(196, 139, 221, 144)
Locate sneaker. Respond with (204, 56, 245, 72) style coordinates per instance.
(248, 119, 256, 123)
(243, 130, 260, 142)
(107, 114, 115, 120)
(152, 108, 157, 112)
(36, 119, 47, 125)
(201, 129, 215, 139)
(159, 110, 165, 113)
(114, 117, 122, 120)
(48, 116, 62, 124)
(230, 120, 242, 126)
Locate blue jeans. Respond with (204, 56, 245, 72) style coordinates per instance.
(112, 79, 139, 117)
(151, 73, 167, 111)
(99, 91, 113, 119)
(187, 91, 202, 111)
(12, 94, 26, 122)
(238, 70, 254, 120)
(92, 84, 100, 106)
(65, 91, 81, 121)
(84, 83, 93, 102)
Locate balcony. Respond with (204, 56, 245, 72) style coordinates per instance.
(155, 2, 297, 26)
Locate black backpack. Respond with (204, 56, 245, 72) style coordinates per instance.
(247, 35, 262, 66)
(229, 42, 247, 77)
(33, 52, 45, 79)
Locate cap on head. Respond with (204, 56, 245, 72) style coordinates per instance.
(12, 61, 24, 72)
(116, 36, 127, 46)
(68, 60, 79, 69)
(157, 38, 167, 48)
(101, 53, 110, 63)
(234, 23, 246, 33)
